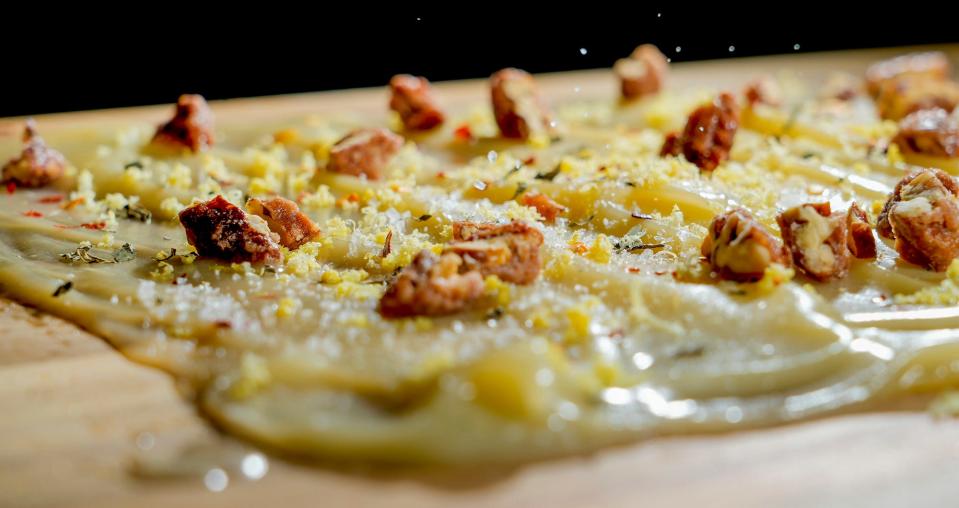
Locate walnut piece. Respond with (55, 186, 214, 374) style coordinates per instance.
(877, 167, 959, 239)
(152, 94, 215, 152)
(490, 68, 555, 140)
(2, 119, 66, 187)
(892, 108, 959, 158)
(882, 169, 959, 271)
(660, 92, 740, 172)
(448, 221, 544, 284)
(846, 202, 877, 260)
(327, 128, 404, 180)
(246, 197, 320, 250)
(378, 250, 485, 318)
(178, 195, 281, 264)
(389, 74, 445, 131)
(865, 52, 951, 97)
(777, 203, 850, 281)
(701, 209, 790, 282)
(614, 44, 668, 101)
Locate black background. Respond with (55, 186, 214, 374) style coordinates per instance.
(3, 6, 957, 117)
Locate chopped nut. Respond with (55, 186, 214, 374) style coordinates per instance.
(743, 75, 783, 107)
(846, 202, 877, 259)
(246, 197, 320, 250)
(2, 120, 66, 187)
(389, 74, 445, 131)
(378, 250, 485, 318)
(152, 94, 215, 152)
(702, 208, 790, 282)
(865, 52, 951, 97)
(520, 191, 567, 223)
(614, 44, 668, 101)
(327, 128, 404, 180)
(892, 108, 959, 158)
(874, 76, 959, 121)
(178, 195, 281, 264)
(660, 92, 740, 171)
(777, 203, 850, 281)
(882, 169, 959, 271)
(490, 68, 555, 140)
(878, 167, 959, 239)
(448, 221, 544, 284)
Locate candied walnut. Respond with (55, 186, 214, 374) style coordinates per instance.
(846, 202, 877, 259)
(891, 108, 959, 158)
(378, 250, 485, 318)
(152, 94, 215, 152)
(865, 52, 951, 97)
(490, 68, 555, 140)
(2, 120, 66, 187)
(875, 76, 959, 121)
(614, 44, 668, 101)
(701, 209, 790, 282)
(776, 203, 850, 281)
(820, 73, 863, 101)
(246, 197, 320, 250)
(881, 169, 959, 271)
(520, 191, 567, 223)
(660, 92, 740, 172)
(877, 168, 959, 239)
(448, 221, 544, 284)
(327, 128, 404, 180)
(178, 195, 281, 264)
(743, 75, 783, 107)
(389, 75, 445, 131)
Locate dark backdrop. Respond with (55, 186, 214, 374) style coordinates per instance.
(3, 6, 957, 117)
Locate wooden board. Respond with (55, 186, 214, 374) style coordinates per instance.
(2, 45, 959, 508)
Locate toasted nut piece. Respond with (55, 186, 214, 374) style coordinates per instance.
(152, 94, 215, 152)
(178, 195, 281, 264)
(777, 203, 850, 281)
(520, 191, 567, 223)
(883, 169, 959, 271)
(701, 208, 790, 282)
(378, 250, 485, 318)
(743, 75, 783, 107)
(614, 44, 668, 101)
(875, 76, 959, 121)
(820, 73, 863, 101)
(892, 108, 959, 158)
(2, 120, 66, 187)
(389, 75, 445, 131)
(449, 221, 544, 284)
(327, 128, 404, 180)
(865, 52, 951, 97)
(660, 92, 740, 172)
(490, 68, 555, 140)
(878, 167, 959, 239)
(846, 202, 877, 259)
(246, 197, 320, 250)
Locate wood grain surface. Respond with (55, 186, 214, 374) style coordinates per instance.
(2, 45, 959, 508)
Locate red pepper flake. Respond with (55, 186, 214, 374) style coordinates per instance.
(627, 267, 642, 273)
(61, 197, 85, 210)
(523, 155, 537, 165)
(38, 194, 64, 204)
(453, 124, 473, 141)
(80, 221, 107, 230)
(654, 270, 668, 276)
(6, 182, 16, 194)
(22, 210, 44, 218)
(570, 242, 588, 255)
(436, 171, 446, 180)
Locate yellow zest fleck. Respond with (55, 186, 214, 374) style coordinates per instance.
(276, 297, 301, 318)
(484, 275, 511, 307)
(229, 353, 272, 399)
